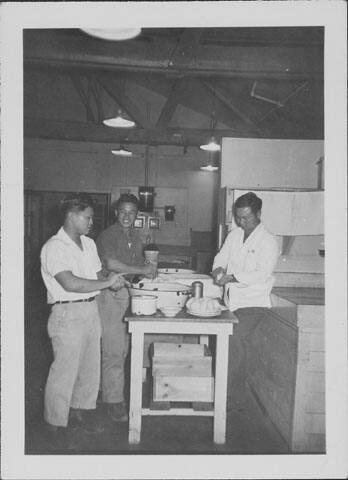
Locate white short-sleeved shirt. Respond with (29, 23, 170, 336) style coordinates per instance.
(213, 223, 280, 312)
(40, 227, 102, 304)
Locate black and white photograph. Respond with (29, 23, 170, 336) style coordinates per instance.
(1, 2, 347, 479)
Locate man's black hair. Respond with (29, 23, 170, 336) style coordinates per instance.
(60, 193, 95, 220)
(114, 193, 139, 211)
(234, 192, 262, 215)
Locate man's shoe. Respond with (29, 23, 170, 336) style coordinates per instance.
(43, 423, 79, 451)
(68, 408, 105, 434)
(106, 402, 129, 423)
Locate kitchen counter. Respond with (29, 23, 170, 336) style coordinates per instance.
(247, 287, 325, 452)
(273, 255, 324, 288)
(272, 287, 325, 305)
(157, 244, 197, 269)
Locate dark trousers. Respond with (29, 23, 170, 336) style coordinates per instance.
(227, 307, 266, 406)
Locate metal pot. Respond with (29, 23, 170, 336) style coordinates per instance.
(130, 281, 191, 308)
(131, 295, 157, 315)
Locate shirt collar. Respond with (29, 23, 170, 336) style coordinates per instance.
(56, 226, 86, 248)
(114, 222, 136, 239)
(240, 222, 264, 242)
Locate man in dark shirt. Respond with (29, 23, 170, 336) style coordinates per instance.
(96, 194, 155, 422)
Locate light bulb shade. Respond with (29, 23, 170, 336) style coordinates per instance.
(200, 150, 220, 172)
(103, 115, 136, 128)
(199, 137, 221, 152)
(81, 28, 141, 41)
(200, 164, 219, 172)
(111, 146, 133, 157)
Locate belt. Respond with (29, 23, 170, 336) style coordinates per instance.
(54, 296, 96, 305)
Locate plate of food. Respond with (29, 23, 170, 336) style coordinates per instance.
(186, 297, 225, 317)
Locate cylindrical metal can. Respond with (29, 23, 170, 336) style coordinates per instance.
(192, 281, 203, 298)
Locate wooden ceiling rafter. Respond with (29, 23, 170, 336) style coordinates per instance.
(202, 80, 263, 134)
(89, 77, 104, 124)
(24, 117, 323, 145)
(24, 29, 324, 142)
(154, 29, 204, 127)
(256, 81, 309, 125)
(24, 30, 323, 81)
(167, 28, 203, 71)
(156, 78, 187, 127)
(70, 74, 96, 122)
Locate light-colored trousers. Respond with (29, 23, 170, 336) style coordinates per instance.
(97, 287, 130, 404)
(44, 300, 101, 427)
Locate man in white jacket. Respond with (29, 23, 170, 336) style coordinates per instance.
(212, 192, 280, 407)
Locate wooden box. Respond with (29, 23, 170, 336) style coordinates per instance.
(152, 342, 207, 358)
(151, 342, 214, 402)
(153, 376, 214, 402)
(152, 355, 212, 377)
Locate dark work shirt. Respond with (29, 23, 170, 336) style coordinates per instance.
(96, 223, 145, 271)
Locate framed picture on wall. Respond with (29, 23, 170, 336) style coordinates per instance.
(149, 217, 160, 229)
(134, 216, 145, 228)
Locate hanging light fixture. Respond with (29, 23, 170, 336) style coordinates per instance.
(200, 152, 220, 172)
(103, 110, 136, 128)
(200, 88, 221, 152)
(199, 136, 221, 152)
(81, 28, 141, 41)
(199, 107, 221, 152)
(111, 145, 133, 157)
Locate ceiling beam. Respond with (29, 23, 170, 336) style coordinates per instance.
(167, 29, 203, 72)
(90, 79, 104, 124)
(24, 30, 323, 80)
(24, 117, 323, 144)
(202, 80, 263, 133)
(70, 75, 96, 122)
(156, 79, 187, 127)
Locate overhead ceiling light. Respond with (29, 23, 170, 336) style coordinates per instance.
(200, 164, 219, 172)
(103, 111, 136, 128)
(200, 152, 220, 172)
(199, 136, 221, 152)
(81, 28, 141, 41)
(111, 146, 133, 157)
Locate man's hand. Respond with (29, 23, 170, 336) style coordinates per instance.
(212, 266, 226, 285)
(106, 272, 127, 291)
(212, 267, 237, 286)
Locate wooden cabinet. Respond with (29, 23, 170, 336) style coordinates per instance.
(248, 309, 298, 444)
(247, 288, 325, 452)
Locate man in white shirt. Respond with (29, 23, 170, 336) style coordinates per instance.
(212, 192, 280, 407)
(40, 193, 125, 449)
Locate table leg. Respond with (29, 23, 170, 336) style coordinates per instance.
(213, 332, 230, 444)
(128, 329, 144, 444)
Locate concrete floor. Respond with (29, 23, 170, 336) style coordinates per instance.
(25, 280, 289, 455)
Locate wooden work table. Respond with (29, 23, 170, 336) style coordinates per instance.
(125, 310, 238, 445)
(247, 287, 325, 453)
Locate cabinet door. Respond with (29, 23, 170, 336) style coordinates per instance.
(225, 189, 324, 236)
(247, 310, 298, 444)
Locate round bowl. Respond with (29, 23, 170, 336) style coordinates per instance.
(159, 305, 182, 317)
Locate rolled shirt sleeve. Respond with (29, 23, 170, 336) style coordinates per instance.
(212, 233, 233, 271)
(41, 239, 73, 277)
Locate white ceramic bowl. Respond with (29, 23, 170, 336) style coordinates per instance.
(159, 305, 182, 317)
